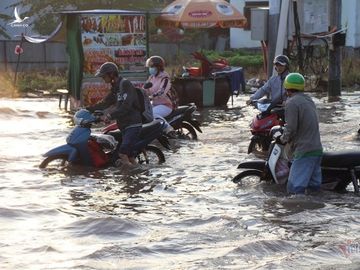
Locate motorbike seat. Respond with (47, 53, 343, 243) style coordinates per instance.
(322, 151, 360, 168)
(166, 105, 190, 119)
(271, 107, 284, 114)
(139, 120, 163, 138)
(90, 134, 118, 151)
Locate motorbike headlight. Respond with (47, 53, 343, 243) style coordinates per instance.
(74, 109, 96, 126)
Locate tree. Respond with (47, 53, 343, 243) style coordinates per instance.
(0, 13, 12, 39)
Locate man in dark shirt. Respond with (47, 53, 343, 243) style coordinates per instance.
(87, 62, 142, 166)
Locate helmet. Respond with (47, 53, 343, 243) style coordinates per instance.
(273, 55, 290, 67)
(145, 56, 165, 71)
(74, 109, 96, 126)
(284, 73, 305, 91)
(95, 62, 119, 77)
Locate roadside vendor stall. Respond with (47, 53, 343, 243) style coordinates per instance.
(64, 9, 150, 108)
(24, 9, 151, 109)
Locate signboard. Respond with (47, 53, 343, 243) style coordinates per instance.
(80, 14, 147, 105)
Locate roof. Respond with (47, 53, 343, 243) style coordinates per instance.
(59, 9, 163, 15)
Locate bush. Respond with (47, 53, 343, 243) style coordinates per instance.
(202, 49, 263, 69)
(0, 72, 18, 97)
(342, 58, 360, 87)
(16, 70, 67, 94)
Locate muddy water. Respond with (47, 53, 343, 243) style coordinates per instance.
(1, 93, 360, 270)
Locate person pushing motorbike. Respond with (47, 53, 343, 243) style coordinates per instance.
(280, 73, 323, 194)
(246, 55, 290, 112)
(86, 62, 143, 166)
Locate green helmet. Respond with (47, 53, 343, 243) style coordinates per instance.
(284, 73, 305, 91)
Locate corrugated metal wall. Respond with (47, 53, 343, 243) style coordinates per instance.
(0, 41, 68, 72)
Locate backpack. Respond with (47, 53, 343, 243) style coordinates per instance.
(136, 87, 154, 123)
(120, 79, 154, 124)
(166, 85, 179, 110)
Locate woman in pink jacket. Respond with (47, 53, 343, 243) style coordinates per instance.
(145, 56, 176, 137)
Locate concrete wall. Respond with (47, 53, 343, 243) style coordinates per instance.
(230, 0, 265, 49)
(342, 0, 360, 48)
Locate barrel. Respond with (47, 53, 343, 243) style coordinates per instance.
(172, 77, 231, 107)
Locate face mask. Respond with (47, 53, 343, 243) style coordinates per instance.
(149, 67, 158, 76)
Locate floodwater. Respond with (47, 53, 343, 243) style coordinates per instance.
(1, 92, 360, 270)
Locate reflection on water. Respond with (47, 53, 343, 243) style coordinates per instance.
(1, 94, 360, 269)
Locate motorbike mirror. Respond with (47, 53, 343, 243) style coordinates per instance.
(93, 110, 104, 116)
(143, 82, 153, 89)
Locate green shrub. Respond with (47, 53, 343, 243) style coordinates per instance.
(342, 58, 360, 87)
(202, 49, 263, 69)
(16, 71, 67, 94)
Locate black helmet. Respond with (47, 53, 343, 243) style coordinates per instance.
(95, 62, 119, 77)
(273, 55, 290, 67)
(145, 56, 165, 71)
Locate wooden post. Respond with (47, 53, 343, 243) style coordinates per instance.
(328, 0, 342, 99)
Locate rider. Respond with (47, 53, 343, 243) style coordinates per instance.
(280, 73, 323, 194)
(86, 62, 142, 166)
(144, 55, 177, 138)
(246, 54, 290, 112)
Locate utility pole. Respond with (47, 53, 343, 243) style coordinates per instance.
(267, 0, 281, 78)
(328, 0, 342, 99)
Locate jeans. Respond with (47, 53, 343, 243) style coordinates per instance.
(287, 156, 322, 194)
(153, 104, 173, 132)
(119, 126, 142, 158)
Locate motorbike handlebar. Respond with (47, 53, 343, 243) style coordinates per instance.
(143, 82, 153, 89)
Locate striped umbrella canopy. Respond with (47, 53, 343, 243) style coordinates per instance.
(155, 0, 247, 29)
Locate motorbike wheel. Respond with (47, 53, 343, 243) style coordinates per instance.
(175, 122, 197, 140)
(39, 154, 69, 169)
(232, 169, 262, 184)
(136, 145, 165, 165)
(247, 137, 270, 154)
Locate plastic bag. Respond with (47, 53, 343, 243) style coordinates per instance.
(275, 158, 289, 184)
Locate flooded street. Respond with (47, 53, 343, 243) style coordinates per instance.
(1, 93, 360, 269)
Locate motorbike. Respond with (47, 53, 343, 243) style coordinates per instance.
(39, 109, 169, 169)
(165, 103, 202, 140)
(103, 103, 202, 140)
(247, 99, 285, 154)
(233, 126, 360, 193)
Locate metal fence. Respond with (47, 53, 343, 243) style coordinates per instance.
(0, 40, 68, 72)
(0, 40, 205, 73)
